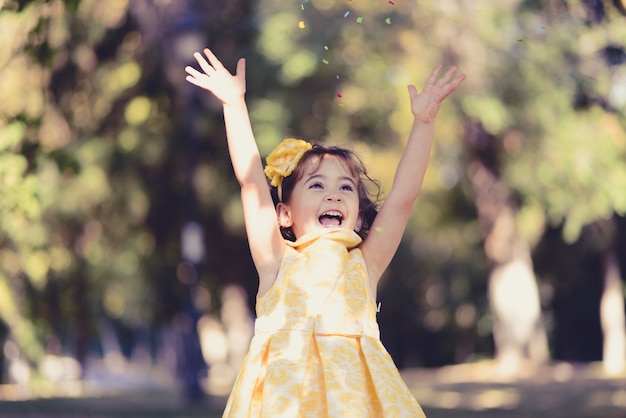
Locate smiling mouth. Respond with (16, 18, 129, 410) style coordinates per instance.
(319, 210, 343, 227)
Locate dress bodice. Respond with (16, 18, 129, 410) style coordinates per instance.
(254, 228, 380, 338)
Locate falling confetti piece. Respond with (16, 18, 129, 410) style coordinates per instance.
(344, 11, 350, 18)
(389, 1, 395, 4)
(517, 38, 524, 42)
(298, 21, 306, 29)
(301, 4, 304, 10)
(375, 227, 384, 232)
(322, 59, 329, 64)
(324, 45, 329, 51)
(336, 92, 343, 98)
(356, 16, 363, 23)
(336, 75, 340, 79)
(385, 17, 391, 24)
(537, 26, 545, 31)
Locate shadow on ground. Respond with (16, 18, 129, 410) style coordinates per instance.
(0, 362, 624, 417)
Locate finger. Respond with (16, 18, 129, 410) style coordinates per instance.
(425, 64, 443, 86)
(186, 75, 207, 88)
(439, 73, 467, 100)
(185, 66, 205, 80)
(185, 67, 209, 80)
(203, 48, 225, 71)
(436, 66, 458, 87)
(194, 52, 216, 76)
(443, 73, 466, 92)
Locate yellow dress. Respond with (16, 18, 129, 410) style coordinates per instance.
(223, 228, 426, 417)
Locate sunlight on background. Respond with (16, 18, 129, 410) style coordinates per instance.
(198, 285, 254, 396)
(1, 2, 626, 416)
(406, 361, 626, 412)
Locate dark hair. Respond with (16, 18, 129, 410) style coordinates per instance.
(269, 143, 381, 241)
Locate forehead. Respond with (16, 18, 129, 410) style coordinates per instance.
(300, 154, 356, 179)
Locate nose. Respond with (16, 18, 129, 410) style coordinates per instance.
(325, 193, 341, 202)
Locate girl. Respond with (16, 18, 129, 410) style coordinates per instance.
(185, 48, 465, 417)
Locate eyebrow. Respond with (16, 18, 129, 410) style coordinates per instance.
(305, 173, 357, 186)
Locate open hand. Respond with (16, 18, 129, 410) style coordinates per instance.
(185, 48, 246, 105)
(408, 65, 466, 124)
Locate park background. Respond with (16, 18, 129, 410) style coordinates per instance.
(1, 0, 626, 416)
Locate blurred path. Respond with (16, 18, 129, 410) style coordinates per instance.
(404, 361, 626, 418)
(0, 361, 624, 417)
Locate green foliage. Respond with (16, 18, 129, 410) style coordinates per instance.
(249, 0, 626, 364)
(0, 0, 164, 376)
(0, 0, 624, 380)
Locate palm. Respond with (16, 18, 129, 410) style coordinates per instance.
(185, 48, 246, 105)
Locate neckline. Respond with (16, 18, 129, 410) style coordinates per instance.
(286, 228, 362, 250)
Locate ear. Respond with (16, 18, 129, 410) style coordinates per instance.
(276, 203, 293, 227)
(355, 214, 363, 232)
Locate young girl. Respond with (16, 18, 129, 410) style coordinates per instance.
(185, 49, 465, 417)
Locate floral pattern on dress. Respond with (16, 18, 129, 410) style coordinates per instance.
(223, 228, 426, 417)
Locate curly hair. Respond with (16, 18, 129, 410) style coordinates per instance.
(269, 143, 381, 241)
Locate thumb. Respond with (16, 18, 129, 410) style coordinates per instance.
(407, 84, 418, 100)
(236, 58, 246, 82)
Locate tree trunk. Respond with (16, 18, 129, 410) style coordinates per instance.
(600, 248, 626, 375)
(465, 122, 549, 374)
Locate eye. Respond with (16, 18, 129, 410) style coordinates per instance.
(340, 184, 354, 192)
(309, 182, 323, 189)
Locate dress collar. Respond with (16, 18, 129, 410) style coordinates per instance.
(286, 228, 362, 250)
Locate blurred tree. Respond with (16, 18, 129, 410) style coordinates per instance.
(249, 0, 626, 372)
(0, 0, 201, 389)
(449, 0, 626, 371)
(2, 0, 625, 395)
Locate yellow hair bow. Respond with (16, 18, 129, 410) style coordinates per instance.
(264, 138, 312, 201)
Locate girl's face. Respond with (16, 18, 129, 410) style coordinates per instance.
(278, 155, 361, 240)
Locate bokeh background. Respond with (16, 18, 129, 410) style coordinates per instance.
(1, 0, 625, 415)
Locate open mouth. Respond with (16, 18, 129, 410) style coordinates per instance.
(319, 210, 343, 227)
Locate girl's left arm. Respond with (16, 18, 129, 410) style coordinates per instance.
(361, 65, 466, 285)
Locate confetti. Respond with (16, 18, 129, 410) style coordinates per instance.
(336, 92, 343, 98)
(385, 17, 391, 24)
(324, 45, 329, 51)
(344, 11, 350, 18)
(375, 227, 384, 232)
(517, 38, 524, 42)
(537, 26, 546, 31)
(322, 59, 329, 64)
(298, 20, 306, 29)
(356, 16, 363, 23)
(388, 1, 395, 4)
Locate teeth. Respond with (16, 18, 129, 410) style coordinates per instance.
(319, 210, 343, 227)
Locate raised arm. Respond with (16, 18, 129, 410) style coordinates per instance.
(361, 65, 466, 286)
(185, 49, 285, 294)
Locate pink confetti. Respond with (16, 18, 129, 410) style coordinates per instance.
(336, 92, 343, 98)
(389, 1, 395, 4)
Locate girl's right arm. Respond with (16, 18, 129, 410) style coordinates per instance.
(185, 49, 285, 294)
